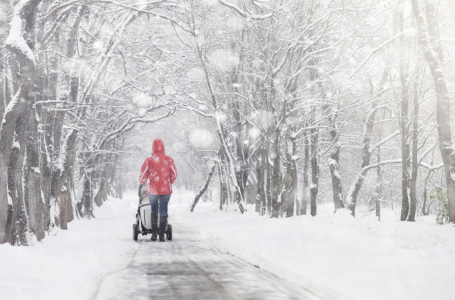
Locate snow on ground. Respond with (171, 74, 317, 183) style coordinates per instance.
(175, 190, 455, 300)
(1, 189, 454, 300)
(0, 196, 139, 300)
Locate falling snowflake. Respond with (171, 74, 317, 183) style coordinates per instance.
(249, 127, 261, 140)
(187, 67, 205, 81)
(92, 40, 104, 50)
(133, 92, 152, 108)
(189, 129, 214, 149)
(210, 49, 239, 71)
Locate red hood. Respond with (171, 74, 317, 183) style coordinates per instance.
(152, 139, 165, 156)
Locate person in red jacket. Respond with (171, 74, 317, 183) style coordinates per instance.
(139, 139, 177, 242)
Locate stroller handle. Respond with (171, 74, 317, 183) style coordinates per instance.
(138, 184, 148, 197)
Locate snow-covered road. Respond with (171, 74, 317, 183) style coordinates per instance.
(2, 189, 454, 300)
(94, 222, 324, 300)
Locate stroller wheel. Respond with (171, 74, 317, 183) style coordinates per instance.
(133, 224, 139, 241)
(166, 224, 172, 241)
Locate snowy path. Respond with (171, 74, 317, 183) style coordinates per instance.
(2, 190, 454, 300)
(94, 222, 323, 300)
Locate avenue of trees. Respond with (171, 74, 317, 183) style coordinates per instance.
(1, 0, 455, 245)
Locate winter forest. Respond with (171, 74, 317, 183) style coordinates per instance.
(1, 0, 455, 251)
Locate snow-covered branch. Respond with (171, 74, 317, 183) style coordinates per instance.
(371, 130, 400, 151)
(5, 0, 40, 65)
(348, 29, 415, 79)
(219, 0, 272, 20)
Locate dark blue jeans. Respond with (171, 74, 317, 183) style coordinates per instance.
(147, 194, 171, 216)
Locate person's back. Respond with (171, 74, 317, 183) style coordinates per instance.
(140, 139, 177, 195)
(139, 139, 177, 242)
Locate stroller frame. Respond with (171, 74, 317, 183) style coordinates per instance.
(133, 185, 172, 241)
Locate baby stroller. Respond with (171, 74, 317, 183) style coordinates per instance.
(133, 185, 172, 241)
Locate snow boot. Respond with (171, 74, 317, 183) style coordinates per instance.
(159, 216, 167, 242)
(151, 213, 158, 241)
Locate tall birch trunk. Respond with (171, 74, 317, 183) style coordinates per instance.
(398, 7, 411, 221)
(375, 143, 382, 220)
(399, 74, 410, 221)
(301, 131, 309, 215)
(266, 128, 272, 215)
(310, 126, 319, 217)
(258, 140, 266, 215)
(408, 77, 420, 221)
(411, 0, 455, 223)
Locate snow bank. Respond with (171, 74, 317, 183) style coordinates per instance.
(177, 195, 455, 300)
(0, 195, 139, 300)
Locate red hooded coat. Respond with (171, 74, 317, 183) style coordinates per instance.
(139, 139, 177, 195)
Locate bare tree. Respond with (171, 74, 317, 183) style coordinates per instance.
(411, 0, 455, 223)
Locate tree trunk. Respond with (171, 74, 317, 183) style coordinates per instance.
(271, 129, 281, 218)
(411, 0, 455, 223)
(408, 77, 420, 221)
(421, 169, 433, 216)
(191, 164, 216, 212)
(448, 0, 455, 24)
(254, 160, 261, 213)
(346, 107, 378, 216)
(399, 81, 410, 221)
(82, 172, 92, 219)
(346, 69, 388, 216)
(94, 177, 107, 207)
(301, 131, 309, 215)
(266, 128, 272, 215)
(59, 186, 69, 230)
(328, 115, 344, 211)
(310, 127, 319, 217)
(46, 7, 86, 220)
(375, 144, 382, 221)
(289, 135, 298, 217)
(8, 120, 28, 245)
(68, 145, 78, 222)
(232, 102, 248, 200)
(0, 0, 13, 118)
(25, 112, 45, 239)
(284, 130, 297, 217)
(0, 54, 10, 118)
(1, 0, 43, 244)
(258, 139, 267, 215)
(398, 7, 410, 221)
(217, 159, 228, 210)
